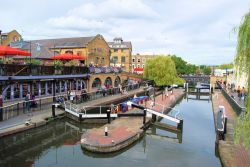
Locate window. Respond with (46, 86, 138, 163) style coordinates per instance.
(132, 58, 135, 63)
(121, 49, 125, 52)
(77, 51, 82, 56)
(114, 48, 118, 52)
(142, 64, 144, 68)
(137, 64, 140, 68)
(113, 56, 118, 62)
(132, 64, 135, 69)
(137, 59, 141, 63)
(121, 56, 126, 63)
(65, 50, 73, 54)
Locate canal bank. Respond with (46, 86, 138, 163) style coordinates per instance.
(212, 90, 250, 167)
(80, 89, 184, 153)
(0, 88, 145, 138)
(0, 89, 222, 167)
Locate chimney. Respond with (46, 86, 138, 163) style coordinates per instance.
(0, 30, 2, 35)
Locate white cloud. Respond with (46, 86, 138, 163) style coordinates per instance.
(0, 0, 249, 65)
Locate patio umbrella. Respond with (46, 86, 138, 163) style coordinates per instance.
(52, 53, 86, 60)
(0, 45, 31, 56)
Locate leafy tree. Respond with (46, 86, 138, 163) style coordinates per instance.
(171, 55, 198, 74)
(144, 56, 184, 86)
(218, 63, 233, 69)
(171, 55, 187, 74)
(233, 11, 250, 149)
(202, 66, 211, 75)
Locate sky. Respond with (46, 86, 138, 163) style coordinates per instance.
(0, 0, 249, 65)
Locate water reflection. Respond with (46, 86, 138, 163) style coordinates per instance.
(0, 96, 221, 167)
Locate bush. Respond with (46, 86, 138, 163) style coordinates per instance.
(54, 60, 63, 70)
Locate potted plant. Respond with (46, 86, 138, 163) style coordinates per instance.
(65, 60, 79, 74)
(54, 60, 63, 74)
(25, 59, 41, 75)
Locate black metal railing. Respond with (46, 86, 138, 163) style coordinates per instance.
(0, 64, 124, 76)
(0, 83, 141, 121)
(216, 81, 245, 115)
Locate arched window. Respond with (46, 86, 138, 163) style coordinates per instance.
(104, 77, 112, 86)
(114, 76, 121, 87)
(92, 78, 101, 88)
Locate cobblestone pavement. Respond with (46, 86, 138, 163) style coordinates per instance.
(212, 91, 250, 167)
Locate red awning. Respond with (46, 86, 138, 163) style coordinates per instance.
(52, 54, 86, 60)
(134, 67, 144, 71)
(0, 46, 31, 56)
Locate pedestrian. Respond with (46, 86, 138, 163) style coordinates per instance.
(25, 92, 31, 112)
(164, 87, 168, 99)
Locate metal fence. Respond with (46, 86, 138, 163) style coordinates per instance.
(217, 82, 245, 115)
(0, 83, 141, 121)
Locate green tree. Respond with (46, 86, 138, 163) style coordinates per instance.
(234, 11, 250, 149)
(144, 56, 184, 86)
(218, 63, 233, 69)
(171, 55, 198, 74)
(202, 66, 211, 75)
(171, 55, 187, 74)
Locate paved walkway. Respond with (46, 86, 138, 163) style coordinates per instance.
(80, 89, 184, 152)
(0, 88, 145, 137)
(212, 91, 250, 167)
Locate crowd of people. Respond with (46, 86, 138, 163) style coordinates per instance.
(220, 80, 247, 102)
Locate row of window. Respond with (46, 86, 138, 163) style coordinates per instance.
(132, 58, 147, 63)
(132, 64, 145, 68)
(113, 48, 126, 53)
(112, 56, 126, 63)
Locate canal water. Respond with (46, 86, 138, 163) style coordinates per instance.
(0, 94, 221, 167)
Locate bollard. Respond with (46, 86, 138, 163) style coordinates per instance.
(177, 119, 183, 131)
(224, 117, 227, 134)
(105, 126, 108, 136)
(52, 104, 56, 118)
(152, 114, 156, 122)
(107, 109, 111, 124)
(143, 109, 146, 124)
(79, 114, 82, 122)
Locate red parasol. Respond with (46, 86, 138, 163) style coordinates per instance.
(52, 53, 86, 60)
(0, 46, 31, 56)
(134, 67, 144, 72)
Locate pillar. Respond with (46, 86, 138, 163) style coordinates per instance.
(76, 80, 79, 91)
(52, 80, 56, 102)
(64, 81, 67, 92)
(10, 84, 14, 100)
(38, 82, 41, 97)
(80, 80, 83, 90)
(19, 83, 23, 99)
(45, 82, 48, 95)
(59, 81, 62, 93)
(0, 95, 3, 121)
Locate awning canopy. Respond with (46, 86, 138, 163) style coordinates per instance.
(134, 67, 144, 71)
(52, 53, 86, 60)
(0, 45, 31, 56)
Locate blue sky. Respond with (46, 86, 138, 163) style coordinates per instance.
(0, 0, 249, 65)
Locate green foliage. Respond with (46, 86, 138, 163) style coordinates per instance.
(144, 55, 184, 86)
(171, 55, 198, 74)
(218, 63, 233, 69)
(199, 65, 212, 75)
(234, 11, 250, 149)
(54, 60, 63, 70)
(25, 59, 41, 65)
(65, 60, 79, 66)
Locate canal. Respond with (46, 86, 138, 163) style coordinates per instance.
(0, 94, 221, 167)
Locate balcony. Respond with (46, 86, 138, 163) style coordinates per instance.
(0, 64, 123, 76)
(0, 64, 89, 76)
